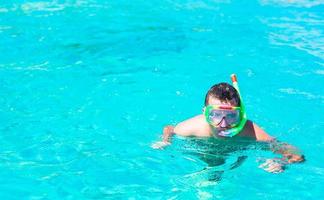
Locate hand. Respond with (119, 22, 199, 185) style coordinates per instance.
(162, 125, 175, 141)
(259, 159, 285, 173)
(151, 141, 171, 149)
(151, 125, 174, 150)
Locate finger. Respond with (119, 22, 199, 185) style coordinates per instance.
(151, 141, 170, 149)
(272, 169, 283, 173)
(268, 165, 283, 173)
(151, 142, 163, 149)
(260, 167, 283, 173)
(267, 163, 280, 171)
(268, 167, 280, 173)
(259, 160, 271, 168)
(259, 163, 267, 169)
(270, 168, 283, 173)
(151, 144, 159, 149)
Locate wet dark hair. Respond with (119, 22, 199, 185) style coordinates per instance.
(204, 82, 241, 106)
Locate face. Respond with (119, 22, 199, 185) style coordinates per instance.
(204, 97, 241, 132)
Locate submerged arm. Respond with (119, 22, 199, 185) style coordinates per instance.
(269, 140, 305, 164)
(252, 123, 305, 172)
(259, 139, 305, 173)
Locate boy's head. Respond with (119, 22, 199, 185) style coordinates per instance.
(204, 83, 240, 107)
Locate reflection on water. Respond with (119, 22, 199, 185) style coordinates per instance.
(260, 0, 323, 8)
(260, 1, 324, 60)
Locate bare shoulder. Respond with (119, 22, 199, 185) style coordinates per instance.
(174, 114, 211, 137)
(252, 122, 274, 141)
(240, 120, 274, 141)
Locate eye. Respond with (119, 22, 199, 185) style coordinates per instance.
(210, 111, 222, 117)
(228, 113, 237, 118)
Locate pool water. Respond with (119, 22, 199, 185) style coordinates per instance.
(0, 0, 323, 199)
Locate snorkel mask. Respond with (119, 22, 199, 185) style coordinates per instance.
(203, 74, 247, 137)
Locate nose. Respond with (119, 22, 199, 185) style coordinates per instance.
(219, 117, 229, 128)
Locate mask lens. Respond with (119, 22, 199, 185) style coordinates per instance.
(208, 110, 223, 124)
(208, 109, 240, 127)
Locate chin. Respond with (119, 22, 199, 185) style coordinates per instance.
(216, 128, 229, 132)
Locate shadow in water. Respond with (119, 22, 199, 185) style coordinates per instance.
(178, 137, 267, 183)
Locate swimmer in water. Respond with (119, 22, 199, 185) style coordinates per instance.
(152, 74, 305, 173)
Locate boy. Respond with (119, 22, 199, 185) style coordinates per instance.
(152, 74, 304, 173)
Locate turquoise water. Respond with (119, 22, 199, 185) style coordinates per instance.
(0, 0, 323, 199)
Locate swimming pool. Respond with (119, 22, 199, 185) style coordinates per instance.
(0, 0, 323, 199)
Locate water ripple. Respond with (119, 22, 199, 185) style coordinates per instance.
(267, 20, 324, 59)
(260, 0, 324, 8)
(279, 88, 324, 101)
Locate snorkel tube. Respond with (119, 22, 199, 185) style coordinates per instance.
(217, 74, 247, 137)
